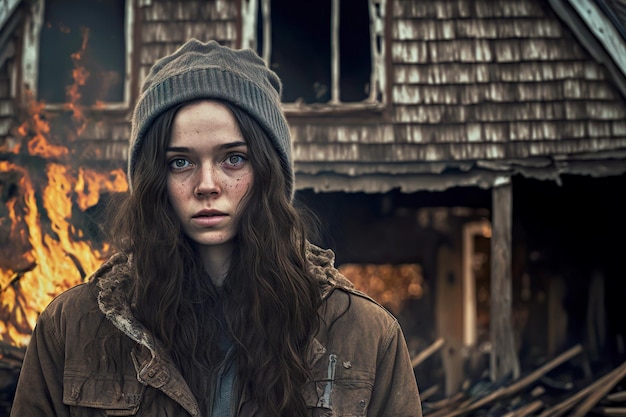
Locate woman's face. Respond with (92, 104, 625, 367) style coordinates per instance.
(166, 100, 253, 253)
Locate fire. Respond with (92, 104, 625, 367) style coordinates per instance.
(14, 94, 67, 159)
(65, 28, 91, 138)
(0, 33, 128, 346)
(75, 167, 128, 211)
(339, 263, 424, 314)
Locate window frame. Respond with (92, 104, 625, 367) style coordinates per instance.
(21, 0, 134, 111)
(240, 0, 387, 115)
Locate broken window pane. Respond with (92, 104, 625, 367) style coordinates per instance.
(339, 0, 371, 102)
(255, 0, 374, 105)
(38, 0, 126, 105)
(264, 0, 331, 103)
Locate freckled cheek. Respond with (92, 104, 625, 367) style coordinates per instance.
(166, 180, 192, 201)
(230, 172, 253, 193)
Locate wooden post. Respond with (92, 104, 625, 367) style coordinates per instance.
(436, 245, 465, 396)
(490, 177, 520, 382)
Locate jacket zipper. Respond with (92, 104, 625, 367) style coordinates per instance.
(317, 353, 337, 408)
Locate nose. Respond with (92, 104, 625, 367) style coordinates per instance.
(194, 166, 221, 198)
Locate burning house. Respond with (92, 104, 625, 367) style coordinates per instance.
(1, 0, 626, 415)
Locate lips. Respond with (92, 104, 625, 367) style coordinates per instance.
(193, 209, 226, 218)
(191, 209, 228, 227)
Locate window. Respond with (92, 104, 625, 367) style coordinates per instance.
(27, 0, 133, 109)
(241, 0, 386, 111)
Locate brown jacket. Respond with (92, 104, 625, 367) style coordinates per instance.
(10, 244, 422, 417)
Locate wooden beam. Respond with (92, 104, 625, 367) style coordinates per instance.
(570, 361, 626, 417)
(502, 400, 543, 417)
(411, 337, 445, 368)
(538, 361, 626, 417)
(490, 177, 520, 381)
(425, 344, 583, 417)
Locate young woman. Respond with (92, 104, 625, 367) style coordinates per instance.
(11, 39, 422, 417)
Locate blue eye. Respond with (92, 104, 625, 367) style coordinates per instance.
(225, 154, 247, 167)
(169, 158, 192, 170)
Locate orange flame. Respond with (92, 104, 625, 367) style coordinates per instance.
(0, 32, 128, 346)
(13, 94, 68, 159)
(64, 28, 90, 137)
(0, 157, 127, 347)
(75, 167, 128, 211)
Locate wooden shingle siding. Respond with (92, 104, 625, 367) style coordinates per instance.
(330, 0, 626, 191)
(393, 0, 549, 19)
(137, 0, 238, 83)
(0, 48, 14, 142)
(299, 0, 626, 185)
(140, 21, 236, 43)
(613, 119, 626, 135)
(139, 0, 237, 44)
(0, 85, 12, 137)
(76, 120, 131, 142)
(142, 0, 235, 21)
(395, 63, 491, 84)
(69, 119, 130, 161)
(291, 124, 395, 144)
(295, 138, 626, 163)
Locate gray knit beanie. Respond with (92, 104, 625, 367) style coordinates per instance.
(128, 39, 293, 198)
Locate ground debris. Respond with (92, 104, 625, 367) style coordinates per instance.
(420, 344, 626, 417)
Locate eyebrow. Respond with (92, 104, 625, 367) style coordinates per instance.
(166, 141, 248, 153)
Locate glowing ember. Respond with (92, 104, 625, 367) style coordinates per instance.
(339, 263, 424, 314)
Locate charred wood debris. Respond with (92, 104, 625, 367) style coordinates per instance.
(0, 340, 625, 415)
(413, 340, 626, 416)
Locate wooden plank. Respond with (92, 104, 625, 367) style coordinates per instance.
(502, 400, 543, 417)
(424, 344, 583, 417)
(462, 344, 582, 416)
(607, 391, 626, 402)
(593, 407, 626, 416)
(490, 178, 519, 382)
(538, 361, 626, 417)
(419, 385, 440, 402)
(570, 361, 626, 417)
(411, 337, 445, 368)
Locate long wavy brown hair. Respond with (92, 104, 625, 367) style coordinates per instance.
(107, 99, 320, 416)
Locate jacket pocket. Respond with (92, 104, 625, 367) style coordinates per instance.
(63, 369, 145, 416)
(303, 353, 374, 417)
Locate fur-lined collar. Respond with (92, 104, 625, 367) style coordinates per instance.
(94, 252, 159, 355)
(305, 242, 354, 299)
